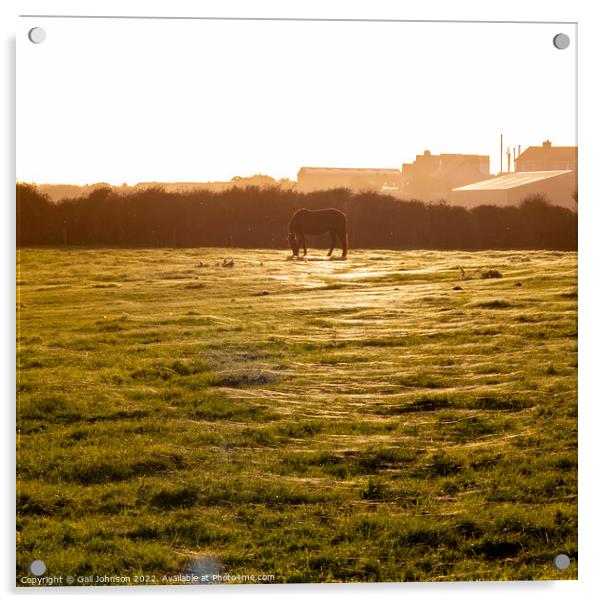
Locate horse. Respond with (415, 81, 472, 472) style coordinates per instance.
(287, 208, 348, 259)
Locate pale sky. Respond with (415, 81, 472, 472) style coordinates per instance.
(17, 17, 576, 184)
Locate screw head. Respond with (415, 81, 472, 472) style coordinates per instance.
(553, 553, 570, 570)
(553, 33, 570, 50)
(28, 559, 47, 576)
(28, 27, 46, 44)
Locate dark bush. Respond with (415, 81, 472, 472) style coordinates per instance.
(16, 183, 577, 250)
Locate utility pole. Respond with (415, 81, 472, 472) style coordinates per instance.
(507, 147, 511, 174)
(500, 134, 503, 174)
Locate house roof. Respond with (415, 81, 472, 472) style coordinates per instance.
(452, 171, 574, 192)
(516, 145, 577, 163)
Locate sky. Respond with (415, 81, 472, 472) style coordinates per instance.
(17, 17, 576, 185)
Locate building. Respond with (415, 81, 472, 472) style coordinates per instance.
(448, 170, 576, 209)
(515, 140, 577, 172)
(296, 167, 403, 193)
(401, 151, 490, 200)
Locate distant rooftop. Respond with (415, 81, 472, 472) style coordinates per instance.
(413, 150, 488, 159)
(453, 170, 573, 192)
(516, 140, 577, 163)
(298, 167, 400, 174)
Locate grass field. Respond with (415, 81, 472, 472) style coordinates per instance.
(16, 247, 577, 584)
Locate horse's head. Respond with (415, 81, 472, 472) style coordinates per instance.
(288, 232, 299, 257)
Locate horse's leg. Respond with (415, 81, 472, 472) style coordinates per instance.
(327, 230, 335, 256)
(341, 226, 348, 258)
(300, 234, 307, 256)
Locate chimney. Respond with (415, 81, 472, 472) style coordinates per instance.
(543, 140, 552, 149)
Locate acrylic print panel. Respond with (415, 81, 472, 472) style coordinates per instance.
(16, 17, 577, 586)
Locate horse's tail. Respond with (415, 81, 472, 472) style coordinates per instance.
(342, 221, 349, 257)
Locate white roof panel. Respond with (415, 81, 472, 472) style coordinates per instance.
(453, 170, 573, 191)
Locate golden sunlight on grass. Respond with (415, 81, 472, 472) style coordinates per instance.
(17, 248, 577, 583)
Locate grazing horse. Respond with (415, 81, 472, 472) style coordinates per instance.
(288, 208, 348, 258)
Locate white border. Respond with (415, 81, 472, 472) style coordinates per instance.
(2, 1, 601, 602)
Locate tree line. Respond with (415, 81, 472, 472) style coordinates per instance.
(16, 183, 577, 250)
